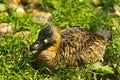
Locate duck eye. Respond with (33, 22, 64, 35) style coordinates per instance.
(44, 39, 48, 44)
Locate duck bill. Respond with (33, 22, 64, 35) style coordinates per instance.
(30, 39, 43, 51)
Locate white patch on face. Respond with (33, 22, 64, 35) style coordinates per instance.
(44, 39, 48, 44)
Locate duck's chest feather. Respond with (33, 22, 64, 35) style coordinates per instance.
(31, 50, 57, 69)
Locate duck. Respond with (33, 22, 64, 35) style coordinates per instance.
(30, 24, 112, 69)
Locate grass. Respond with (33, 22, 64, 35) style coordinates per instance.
(0, 0, 120, 80)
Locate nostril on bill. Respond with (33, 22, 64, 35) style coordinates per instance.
(30, 44, 39, 51)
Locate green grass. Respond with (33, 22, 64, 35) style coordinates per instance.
(0, 0, 120, 80)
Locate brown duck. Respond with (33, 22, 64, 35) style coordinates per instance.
(30, 24, 112, 69)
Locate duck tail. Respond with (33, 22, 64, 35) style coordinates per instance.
(96, 26, 113, 42)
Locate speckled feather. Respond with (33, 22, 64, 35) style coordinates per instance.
(30, 25, 111, 69)
(58, 27, 106, 65)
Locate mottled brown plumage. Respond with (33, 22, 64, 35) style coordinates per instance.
(30, 24, 112, 69)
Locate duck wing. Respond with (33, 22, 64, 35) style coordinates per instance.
(59, 27, 106, 65)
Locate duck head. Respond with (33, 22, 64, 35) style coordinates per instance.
(30, 24, 61, 52)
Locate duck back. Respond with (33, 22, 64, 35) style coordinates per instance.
(56, 27, 106, 66)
